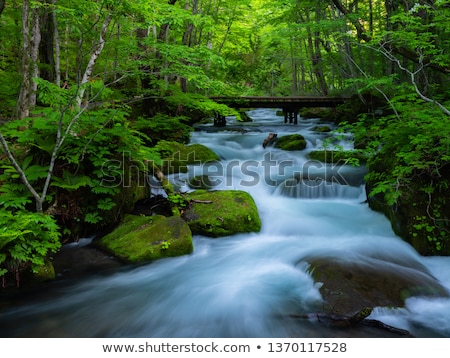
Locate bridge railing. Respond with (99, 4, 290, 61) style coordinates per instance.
(209, 96, 349, 108)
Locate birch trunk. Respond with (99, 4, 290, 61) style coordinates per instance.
(29, 5, 41, 107)
(76, 14, 112, 108)
(52, 0, 61, 86)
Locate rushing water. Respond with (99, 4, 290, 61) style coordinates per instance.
(1, 109, 450, 338)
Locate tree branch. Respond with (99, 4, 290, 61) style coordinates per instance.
(375, 45, 450, 116)
(331, 0, 450, 74)
(0, 131, 42, 210)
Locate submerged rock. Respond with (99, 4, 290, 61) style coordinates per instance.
(182, 190, 261, 237)
(95, 214, 193, 263)
(274, 134, 307, 151)
(305, 256, 449, 316)
(311, 125, 332, 133)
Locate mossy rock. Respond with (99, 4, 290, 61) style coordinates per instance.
(274, 134, 307, 151)
(96, 214, 193, 263)
(161, 142, 220, 174)
(300, 107, 336, 119)
(311, 125, 332, 133)
(33, 260, 56, 282)
(182, 190, 261, 237)
(308, 150, 366, 165)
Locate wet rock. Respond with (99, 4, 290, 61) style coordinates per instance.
(182, 190, 261, 237)
(305, 256, 449, 316)
(52, 239, 122, 280)
(274, 134, 307, 151)
(95, 214, 193, 263)
(159, 142, 220, 174)
(311, 125, 332, 133)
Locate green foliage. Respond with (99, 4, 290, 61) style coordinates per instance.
(167, 192, 189, 209)
(347, 83, 450, 253)
(0, 209, 61, 283)
(132, 113, 192, 145)
(0, 76, 163, 240)
(160, 241, 170, 250)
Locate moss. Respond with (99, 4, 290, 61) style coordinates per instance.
(366, 153, 450, 256)
(161, 142, 220, 174)
(33, 260, 56, 282)
(311, 125, 332, 133)
(182, 190, 261, 237)
(274, 134, 307, 151)
(97, 214, 193, 263)
(308, 150, 367, 164)
(300, 107, 334, 119)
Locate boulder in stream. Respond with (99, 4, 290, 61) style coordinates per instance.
(182, 190, 262, 237)
(159, 142, 220, 174)
(274, 134, 307, 151)
(95, 214, 193, 263)
(305, 256, 449, 316)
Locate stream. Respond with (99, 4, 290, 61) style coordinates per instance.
(1, 108, 450, 338)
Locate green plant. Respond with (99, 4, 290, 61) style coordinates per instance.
(161, 241, 170, 250)
(167, 193, 189, 209)
(0, 209, 61, 286)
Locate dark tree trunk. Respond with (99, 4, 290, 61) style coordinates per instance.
(39, 1, 55, 83)
(0, 0, 5, 17)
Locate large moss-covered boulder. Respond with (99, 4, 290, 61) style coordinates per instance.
(96, 214, 193, 263)
(182, 190, 261, 237)
(160, 142, 220, 174)
(274, 134, 307, 151)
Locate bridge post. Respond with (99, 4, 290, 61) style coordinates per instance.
(283, 108, 299, 124)
(213, 113, 227, 127)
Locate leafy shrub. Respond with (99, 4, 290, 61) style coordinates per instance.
(0, 209, 61, 286)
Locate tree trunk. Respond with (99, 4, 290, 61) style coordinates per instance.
(0, 0, 5, 17)
(52, 0, 61, 86)
(29, 5, 41, 107)
(76, 14, 112, 108)
(17, 0, 31, 119)
(39, 0, 56, 83)
(179, 0, 200, 92)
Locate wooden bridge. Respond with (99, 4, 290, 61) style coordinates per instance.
(209, 96, 349, 126)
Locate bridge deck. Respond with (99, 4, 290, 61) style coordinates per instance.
(210, 96, 349, 108)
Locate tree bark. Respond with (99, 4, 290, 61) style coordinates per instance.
(52, 0, 61, 86)
(0, 0, 5, 17)
(76, 14, 112, 107)
(39, 0, 56, 83)
(29, 4, 41, 107)
(17, 0, 31, 119)
(179, 0, 200, 92)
